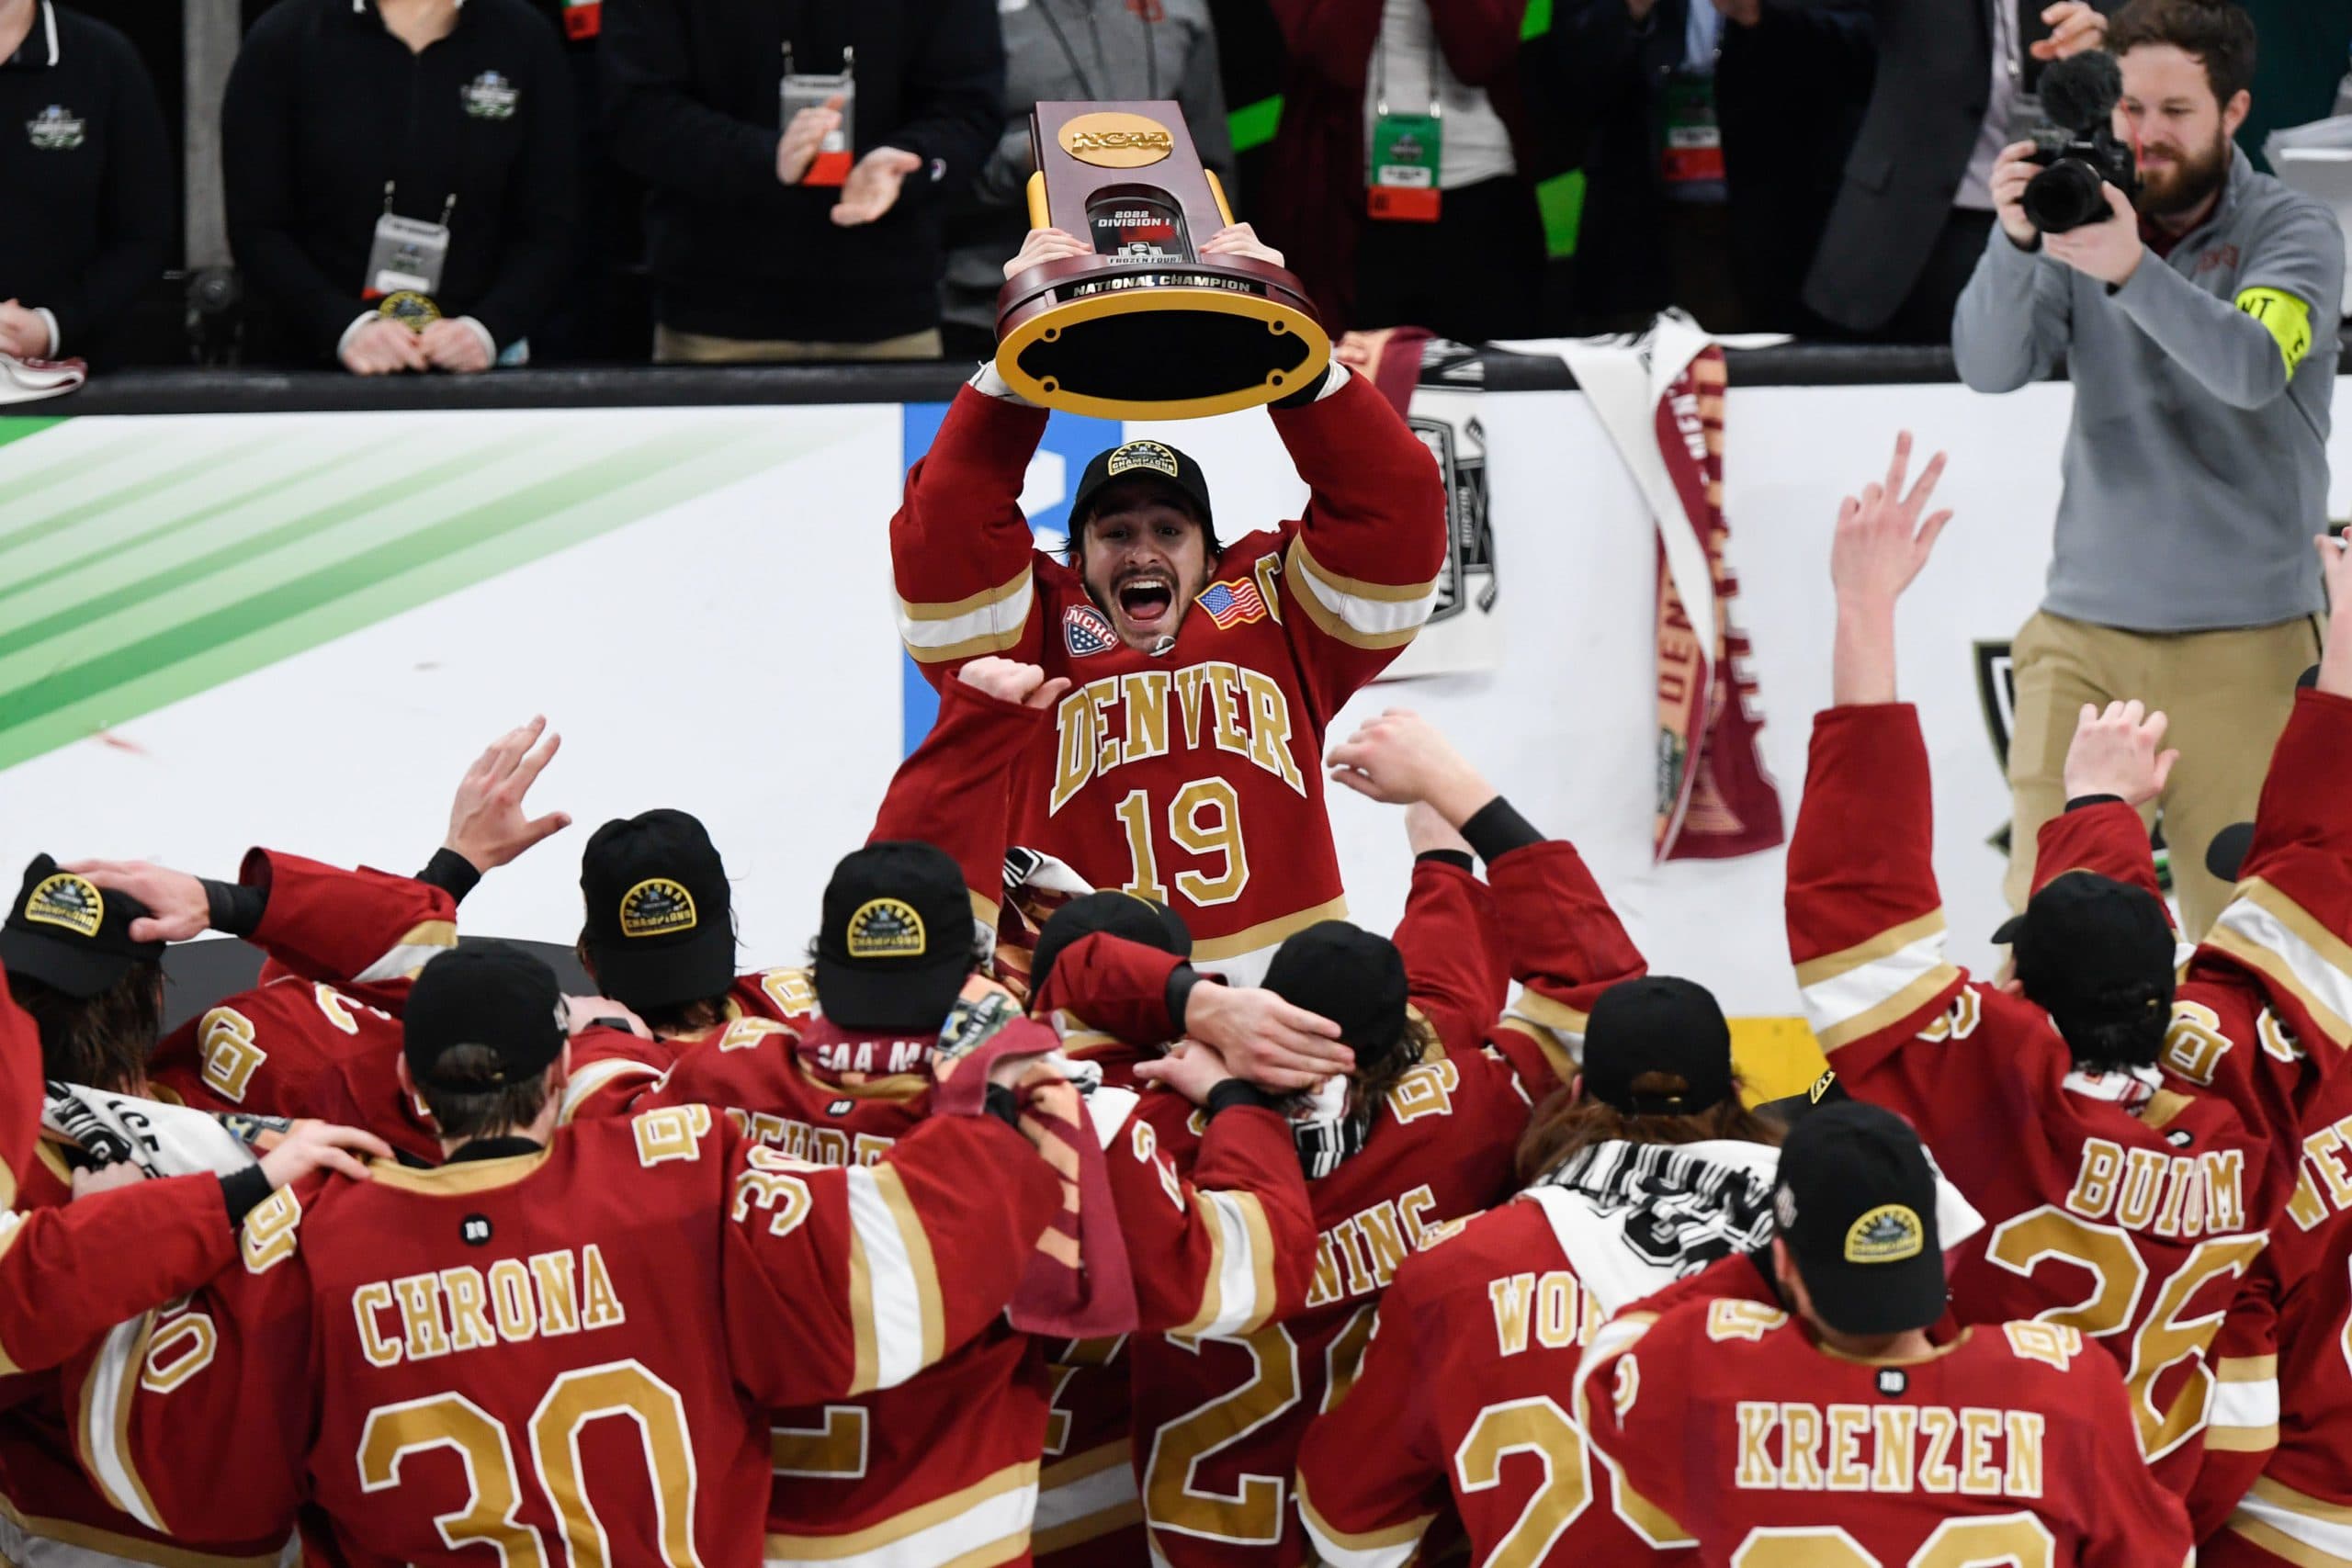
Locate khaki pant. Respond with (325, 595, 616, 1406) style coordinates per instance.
(651, 325, 944, 364)
(2005, 609, 2322, 941)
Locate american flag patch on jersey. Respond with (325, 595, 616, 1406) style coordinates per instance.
(1196, 579, 1267, 629)
(1064, 604, 1117, 656)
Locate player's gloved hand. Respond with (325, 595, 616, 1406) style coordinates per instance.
(70, 1161, 149, 1201)
(1327, 710, 1496, 826)
(1182, 982, 1351, 1092)
(259, 1121, 395, 1187)
(1199, 222, 1284, 269)
(958, 657, 1074, 711)
(445, 716, 571, 872)
(1131, 1039, 1238, 1106)
(61, 860, 209, 942)
(2063, 700, 2178, 807)
(1004, 227, 1092, 281)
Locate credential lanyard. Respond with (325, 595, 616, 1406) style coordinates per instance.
(1367, 32, 1442, 222)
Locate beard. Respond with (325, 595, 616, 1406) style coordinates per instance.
(2132, 127, 2232, 221)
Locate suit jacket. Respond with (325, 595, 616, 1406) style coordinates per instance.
(1799, 0, 2119, 331)
(1555, 0, 1870, 329)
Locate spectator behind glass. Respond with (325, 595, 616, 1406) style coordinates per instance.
(0, 0, 170, 367)
(221, 0, 579, 375)
(1802, 0, 2113, 342)
(1953, 0, 2344, 940)
(603, 0, 1003, 364)
(1559, 0, 1871, 333)
(1257, 0, 1544, 341)
(938, 0, 1230, 363)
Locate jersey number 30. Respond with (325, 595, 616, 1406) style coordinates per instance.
(358, 1359, 697, 1566)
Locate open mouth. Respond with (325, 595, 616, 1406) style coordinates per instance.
(1117, 577, 1175, 626)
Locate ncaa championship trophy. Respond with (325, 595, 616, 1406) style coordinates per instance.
(996, 101, 1330, 420)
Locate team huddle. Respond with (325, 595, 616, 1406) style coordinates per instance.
(4, 261, 2351, 1567)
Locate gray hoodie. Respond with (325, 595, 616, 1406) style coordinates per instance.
(941, 0, 1233, 339)
(1952, 146, 2343, 633)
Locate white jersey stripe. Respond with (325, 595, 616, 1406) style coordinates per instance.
(843, 1167, 926, 1391)
(1197, 1191, 1261, 1340)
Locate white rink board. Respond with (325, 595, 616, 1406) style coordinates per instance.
(4, 378, 2346, 1013)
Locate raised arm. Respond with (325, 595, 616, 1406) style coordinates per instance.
(1389, 810, 1509, 1058)
(1328, 710, 1647, 1094)
(1792, 437, 1972, 1074)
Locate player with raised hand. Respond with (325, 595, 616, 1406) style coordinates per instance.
(1577, 1101, 2195, 1566)
(62, 943, 1067, 1567)
(1787, 433, 2284, 1523)
(889, 223, 1446, 990)
(57, 715, 573, 1121)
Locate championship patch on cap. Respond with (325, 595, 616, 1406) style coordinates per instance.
(1105, 440, 1180, 480)
(24, 873, 103, 938)
(1065, 604, 1117, 657)
(618, 878, 697, 939)
(845, 898, 927, 960)
(1844, 1203, 1926, 1265)
(1808, 1069, 1838, 1104)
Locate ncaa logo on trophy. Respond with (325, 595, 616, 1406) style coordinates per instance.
(995, 101, 1331, 421)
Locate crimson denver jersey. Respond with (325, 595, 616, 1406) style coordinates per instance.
(1025, 851, 1519, 1566)
(147, 850, 458, 1116)
(1788, 704, 2296, 1518)
(1295, 1195, 1696, 1568)
(1577, 1297, 2195, 1565)
(890, 365, 1446, 985)
(62, 1107, 1059, 1568)
(612, 1016, 1314, 1568)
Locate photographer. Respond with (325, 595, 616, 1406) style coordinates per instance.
(1953, 0, 2343, 940)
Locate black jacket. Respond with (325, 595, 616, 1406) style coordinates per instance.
(221, 0, 579, 364)
(1557, 0, 1871, 330)
(601, 0, 1002, 344)
(1797, 0, 2118, 332)
(0, 2, 172, 362)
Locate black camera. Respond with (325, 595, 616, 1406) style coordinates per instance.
(2022, 51, 2140, 234)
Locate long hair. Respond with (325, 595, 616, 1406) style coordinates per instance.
(1349, 1014, 1441, 1124)
(574, 931, 728, 1038)
(418, 1043, 553, 1142)
(1514, 1070, 1783, 1187)
(6, 963, 164, 1093)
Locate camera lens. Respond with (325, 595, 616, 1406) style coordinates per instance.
(2021, 158, 2108, 235)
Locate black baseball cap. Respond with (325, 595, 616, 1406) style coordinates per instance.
(1775, 1100, 1947, 1336)
(1069, 439, 1217, 546)
(1992, 871, 2175, 1018)
(1583, 976, 1736, 1116)
(1261, 921, 1408, 1064)
(0, 855, 164, 998)
(2207, 822, 2256, 885)
(403, 944, 567, 1094)
(1030, 891, 1192, 1004)
(579, 810, 734, 1011)
(814, 840, 976, 1032)
(1754, 1066, 1850, 1127)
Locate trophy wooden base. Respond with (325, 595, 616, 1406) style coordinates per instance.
(995, 254, 1332, 421)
